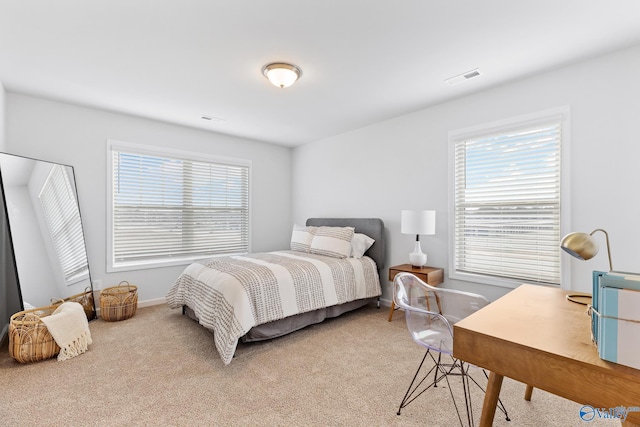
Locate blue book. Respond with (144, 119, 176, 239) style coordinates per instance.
(600, 271, 640, 291)
(592, 270, 640, 345)
(591, 271, 605, 344)
(597, 285, 640, 369)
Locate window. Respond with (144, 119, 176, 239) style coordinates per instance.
(107, 141, 251, 272)
(449, 108, 569, 288)
(39, 164, 89, 285)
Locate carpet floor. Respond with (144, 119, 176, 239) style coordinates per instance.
(0, 303, 622, 427)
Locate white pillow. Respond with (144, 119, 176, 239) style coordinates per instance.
(309, 226, 355, 259)
(350, 233, 375, 259)
(290, 224, 317, 252)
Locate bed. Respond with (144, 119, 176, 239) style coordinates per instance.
(166, 218, 385, 364)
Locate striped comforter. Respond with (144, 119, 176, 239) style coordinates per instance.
(166, 250, 381, 364)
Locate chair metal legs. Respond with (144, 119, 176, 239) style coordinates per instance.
(397, 349, 511, 427)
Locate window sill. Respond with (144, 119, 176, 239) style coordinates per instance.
(449, 270, 560, 289)
(107, 252, 249, 273)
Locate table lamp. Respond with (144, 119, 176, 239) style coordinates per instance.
(401, 210, 435, 267)
(560, 228, 613, 271)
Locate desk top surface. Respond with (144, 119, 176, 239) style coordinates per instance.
(454, 284, 639, 376)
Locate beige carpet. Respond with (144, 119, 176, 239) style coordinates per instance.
(0, 303, 621, 427)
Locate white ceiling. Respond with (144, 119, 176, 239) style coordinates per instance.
(1, 1, 640, 147)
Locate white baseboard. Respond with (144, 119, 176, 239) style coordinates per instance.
(138, 297, 166, 308)
(379, 297, 393, 308)
(93, 297, 166, 318)
(96, 295, 382, 315)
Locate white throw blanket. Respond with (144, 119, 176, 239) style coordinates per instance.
(41, 302, 93, 361)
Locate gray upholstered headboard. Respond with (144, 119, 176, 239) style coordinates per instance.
(306, 218, 385, 270)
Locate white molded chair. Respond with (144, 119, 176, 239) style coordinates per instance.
(393, 272, 510, 427)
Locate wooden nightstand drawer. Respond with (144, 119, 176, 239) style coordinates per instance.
(389, 264, 443, 286)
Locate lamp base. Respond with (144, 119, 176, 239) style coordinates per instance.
(409, 241, 427, 267)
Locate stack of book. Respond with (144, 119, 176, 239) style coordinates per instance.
(592, 271, 640, 369)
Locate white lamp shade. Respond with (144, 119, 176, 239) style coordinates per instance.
(401, 210, 436, 235)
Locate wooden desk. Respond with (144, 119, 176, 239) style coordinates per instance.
(453, 284, 640, 427)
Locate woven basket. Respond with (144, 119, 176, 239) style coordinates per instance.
(9, 306, 61, 363)
(100, 281, 138, 322)
(52, 288, 96, 321)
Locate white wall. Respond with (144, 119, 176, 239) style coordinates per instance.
(0, 80, 5, 151)
(6, 94, 293, 303)
(293, 44, 640, 303)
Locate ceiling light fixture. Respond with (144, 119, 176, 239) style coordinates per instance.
(262, 62, 302, 88)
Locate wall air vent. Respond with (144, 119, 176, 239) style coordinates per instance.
(445, 68, 482, 86)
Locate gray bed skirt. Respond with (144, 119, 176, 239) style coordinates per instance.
(183, 297, 378, 343)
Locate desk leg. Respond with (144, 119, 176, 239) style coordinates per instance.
(480, 371, 504, 427)
(524, 384, 534, 401)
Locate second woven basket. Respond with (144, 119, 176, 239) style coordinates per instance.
(100, 281, 138, 321)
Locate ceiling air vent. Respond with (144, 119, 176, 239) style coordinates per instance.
(445, 68, 481, 85)
(201, 115, 225, 124)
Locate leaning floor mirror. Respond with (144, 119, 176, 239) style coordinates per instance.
(0, 152, 96, 320)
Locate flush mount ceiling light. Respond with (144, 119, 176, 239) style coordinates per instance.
(262, 62, 302, 88)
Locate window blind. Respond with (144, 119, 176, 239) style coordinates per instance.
(453, 122, 561, 285)
(111, 149, 249, 266)
(39, 164, 89, 284)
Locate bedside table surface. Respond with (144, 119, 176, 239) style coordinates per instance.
(390, 264, 441, 273)
(388, 264, 443, 285)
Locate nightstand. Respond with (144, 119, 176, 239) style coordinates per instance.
(388, 264, 443, 321)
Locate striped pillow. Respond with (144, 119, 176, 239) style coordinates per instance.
(290, 224, 317, 252)
(309, 226, 355, 258)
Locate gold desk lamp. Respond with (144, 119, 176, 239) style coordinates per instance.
(560, 228, 612, 304)
(560, 228, 613, 270)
